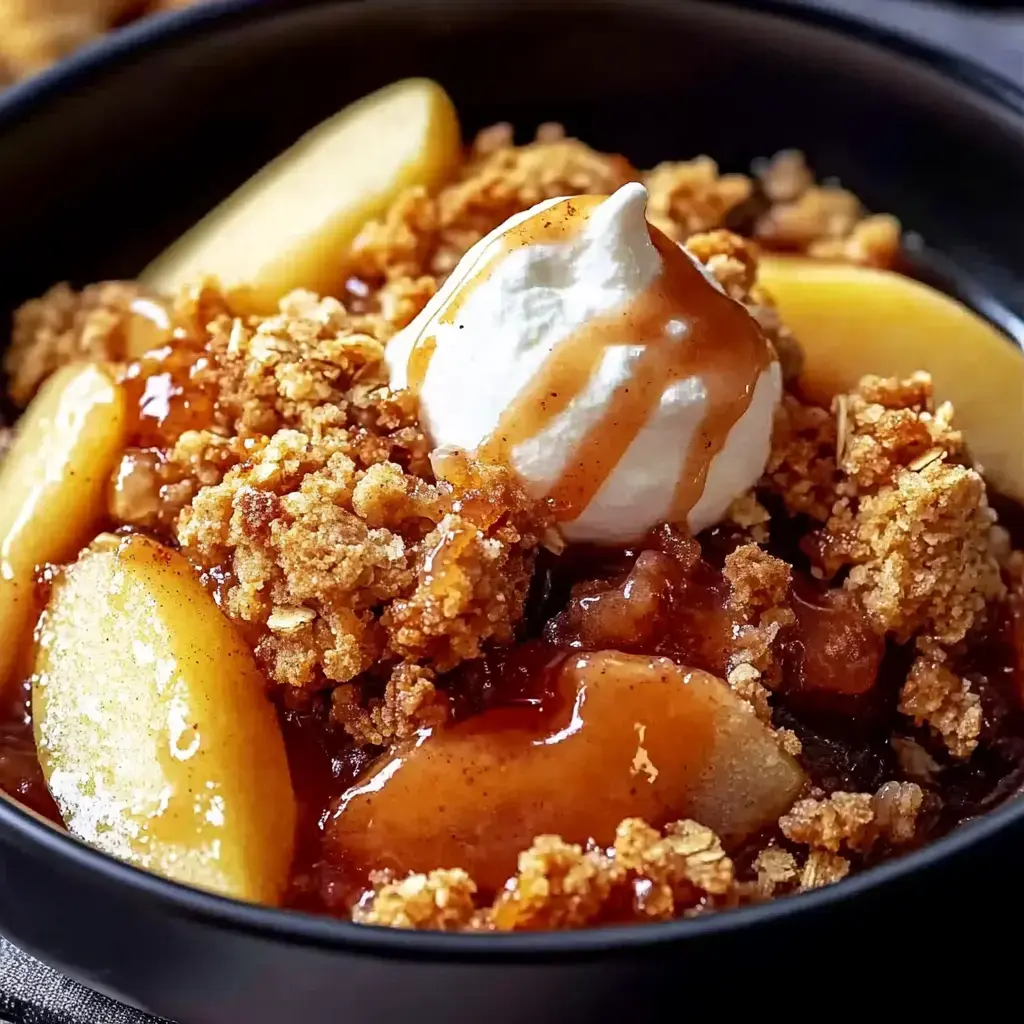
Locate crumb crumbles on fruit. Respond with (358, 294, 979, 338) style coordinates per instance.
(2, 120, 1022, 932)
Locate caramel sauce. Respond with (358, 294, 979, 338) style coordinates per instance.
(405, 194, 770, 527)
(405, 334, 437, 395)
(121, 343, 216, 449)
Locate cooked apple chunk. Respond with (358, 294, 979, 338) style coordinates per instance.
(758, 256, 1024, 502)
(141, 78, 461, 312)
(329, 651, 804, 891)
(32, 534, 297, 905)
(0, 363, 126, 693)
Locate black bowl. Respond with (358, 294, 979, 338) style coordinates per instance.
(1, 2, 1023, 1021)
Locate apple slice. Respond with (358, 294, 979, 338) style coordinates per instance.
(32, 534, 297, 904)
(140, 78, 461, 313)
(0, 363, 126, 694)
(328, 651, 804, 892)
(758, 256, 1024, 502)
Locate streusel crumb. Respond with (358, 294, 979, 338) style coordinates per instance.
(330, 662, 447, 746)
(178, 432, 542, 688)
(358, 817, 737, 932)
(837, 372, 963, 493)
(752, 847, 798, 897)
(490, 835, 620, 932)
(837, 460, 1003, 644)
(799, 850, 851, 890)
(722, 544, 794, 714)
(352, 868, 477, 930)
(351, 125, 637, 282)
(753, 151, 900, 268)
(6, 280, 143, 405)
(900, 647, 981, 758)
(776, 375, 1005, 645)
(779, 791, 875, 853)
(763, 394, 840, 521)
(724, 543, 792, 621)
(779, 782, 924, 852)
(684, 229, 803, 381)
(646, 162, 752, 242)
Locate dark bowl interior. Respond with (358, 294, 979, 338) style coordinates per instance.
(0, 1, 1022, 1021)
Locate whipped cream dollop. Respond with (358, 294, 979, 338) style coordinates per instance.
(386, 183, 781, 544)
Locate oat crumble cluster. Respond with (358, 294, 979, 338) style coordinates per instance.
(4, 123, 1021, 931)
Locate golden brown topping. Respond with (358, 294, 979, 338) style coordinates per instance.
(684, 229, 758, 300)
(726, 663, 773, 724)
(178, 425, 542, 688)
(780, 791, 875, 853)
(110, 430, 250, 534)
(351, 125, 637, 282)
(354, 816, 739, 933)
(753, 151, 900, 268)
(644, 158, 752, 242)
(490, 835, 619, 932)
(780, 782, 924, 853)
(763, 394, 840, 521)
(900, 648, 981, 758)
(771, 376, 1004, 646)
(837, 372, 963, 493)
(724, 543, 792, 621)
(837, 461, 1003, 644)
(200, 290, 413, 441)
(352, 868, 478, 930)
(725, 492, 772, 542)
(613, 817, 734, 919)
(752, 846, 799, 897)
(330, 663, 446, 746)
(7, 281, 142, 405)
(799, 850, 851, 890)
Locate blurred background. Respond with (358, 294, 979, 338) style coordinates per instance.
(0, 1, 1022, 91)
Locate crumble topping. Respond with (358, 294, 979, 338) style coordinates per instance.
(799, 851, 851, 890)
(5, 281, 144, 405)
(763, 394, 840, 521)
(178, 429, 543, 689)
(357, 816, 736, 932)
(349, 127, 900, 295)
(352, 868, 478, 931)
(899, 646, 981, 758)
(766, 373, 1005, 646)
(722, 542, 793, 713)
(752, 847, 798, 897)
(779, 782, 924, 853)
(836, 460, 1002, 644)
(644, 158, 753, 241)
(350, 124, 638, 282)
(753, 150, 900, 267)
(723, 542, 792, 622)
(330, 663, 446, 746)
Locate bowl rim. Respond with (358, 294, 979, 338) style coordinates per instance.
(1, 0, 1023, 963)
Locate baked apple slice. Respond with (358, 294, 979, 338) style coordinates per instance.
(32, 534, 296, 904)
(0, 364, 126, 693)
(141, 78, 461, 313)
(758, 256, 1024, 502)
(329, 651, 804, 891)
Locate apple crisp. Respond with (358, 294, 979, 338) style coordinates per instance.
(1, 110, 1021, 934)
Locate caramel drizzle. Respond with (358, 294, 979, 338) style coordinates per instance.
(405, 195, 769, 529)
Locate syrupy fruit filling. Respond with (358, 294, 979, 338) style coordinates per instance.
(278, 515, 1024, 916)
